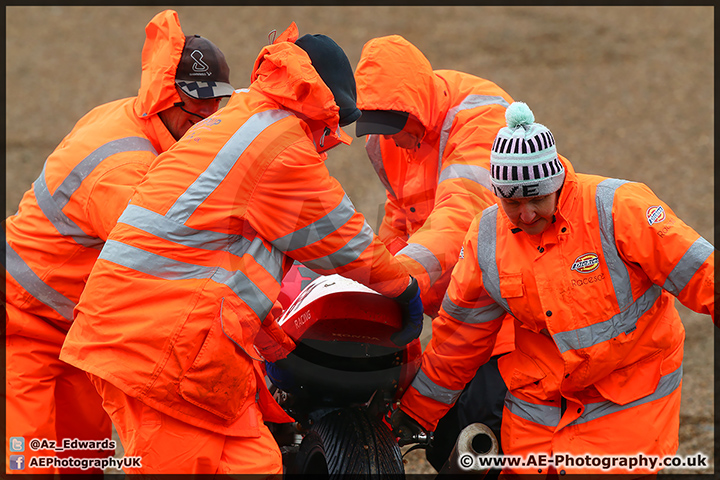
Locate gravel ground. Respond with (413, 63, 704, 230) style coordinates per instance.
(5, 6, 713, 476)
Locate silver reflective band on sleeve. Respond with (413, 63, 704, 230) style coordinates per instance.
(33, 137, 156, 249)
(569, 365, 682, 426)
(552, 284, 661, 353)
(271, 195, 356, 252)
(300, 221, 375, 271)
(410, 369, 463, 405)
(475, 205, 511, 314)
(441, 295, 505, 324)
(437, 95, 509, 171)
(5, 240, 75, 321)
(396, 243, 442, 285)
(165, 109, 292, 223)
(366, 135, 397, 199)
(438, 164, 492, 190)
(505, 390, 562, 427)
(663, 237, 714, 296)
(596, 179, 634, 311)
(99, 239, 275, 321)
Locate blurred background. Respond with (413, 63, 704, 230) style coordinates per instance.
(5, 6, 713, 475)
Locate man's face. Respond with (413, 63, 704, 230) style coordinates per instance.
(383, 114, 424, 150)
(160, 86, 222, 140)
(498, 192, 559, 236)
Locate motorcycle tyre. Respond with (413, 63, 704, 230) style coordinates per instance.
(292, 407, 404, 477)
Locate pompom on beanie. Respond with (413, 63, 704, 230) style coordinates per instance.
(490, 102, 565, 199)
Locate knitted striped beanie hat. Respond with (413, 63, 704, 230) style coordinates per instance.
(490, 102, 565, 199)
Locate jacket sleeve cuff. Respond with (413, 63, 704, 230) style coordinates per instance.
(400, 387, 454, 432)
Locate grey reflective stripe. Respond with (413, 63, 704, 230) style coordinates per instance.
(438, 164, 492, 190)
(100, 239, 216, 280)
(570, 365, 683, 426)
(100, 240, 275, 320)
(663, 237, 714, 296)
(118, 204, 284, 282)
(551, 178, 680, 353)
(300, 221, 375, 271)
(272, 194, 356, 252)
(365, 135, 397, 199)
(410, 369, 463, 405)
(441, 295, 506, 324)
(479, 181, 661, 352)
(165, 109, 292, 223)
(99, 111, 296, 319)
(553, 284, 662, 353)
(476, 206, 511, 313)
(119, 204, 234, 251)
(5, 240, 75, 321)
(33, 137, 157, 249)
(596, 179, 634, 310)
(397, 243, 442, 285)
(506, 365, 683, 428)
(437, 95, 510, 173)
(243, 237, 284, 284)
(505, 390, 561, 427)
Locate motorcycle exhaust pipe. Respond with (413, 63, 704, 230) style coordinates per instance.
(437, 423, 499, 476)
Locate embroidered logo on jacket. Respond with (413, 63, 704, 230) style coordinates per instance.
(570, 252, 600, 274)
(646, 205, 666, 226)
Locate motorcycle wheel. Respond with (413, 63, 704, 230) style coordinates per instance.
(292, 407, 404, 477)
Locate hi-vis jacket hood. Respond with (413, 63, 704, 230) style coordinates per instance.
(355, 35, 447, 134)
(249, 22, 351, 152)
(133, 9, 186, 118)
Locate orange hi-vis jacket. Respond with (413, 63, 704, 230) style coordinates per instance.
(355, 35, 514, 354)
(60, 24, 412, 436)
(5, 10, 184, 337)
(400, 157, 715, 474)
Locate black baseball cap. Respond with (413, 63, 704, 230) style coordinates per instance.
(295, 34, 362, 127)
(355, 110, 409, 137)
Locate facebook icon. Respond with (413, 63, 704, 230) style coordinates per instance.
(9, 455, 25, 470)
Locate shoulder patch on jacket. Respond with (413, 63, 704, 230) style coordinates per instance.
(646, 205, 666, 226)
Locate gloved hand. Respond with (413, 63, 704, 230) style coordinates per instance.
(390, 406, 430, 447)
(265, 357, 294, 391)
(254, 302, 296, 362)
(390, 276, 424, 346)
